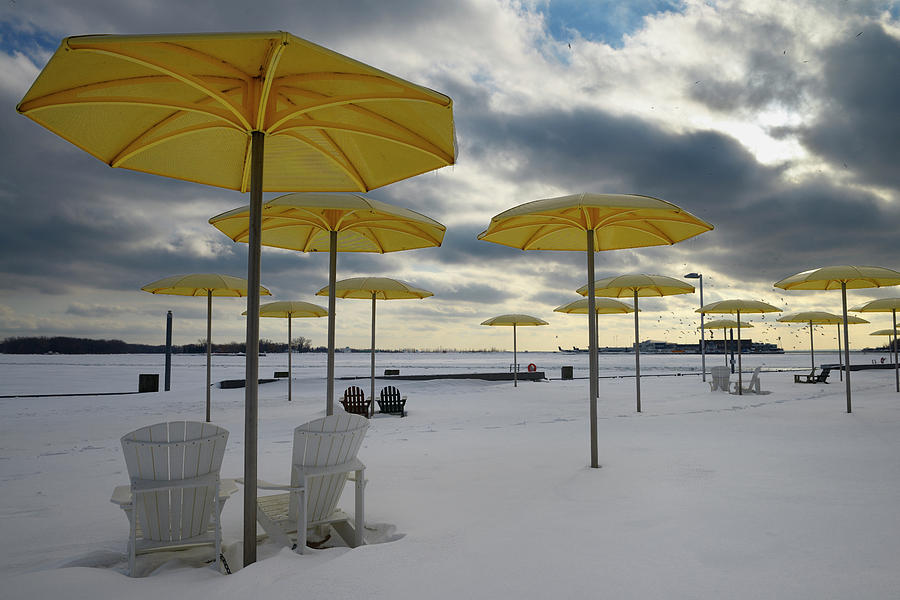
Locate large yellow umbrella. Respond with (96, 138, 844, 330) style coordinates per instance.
(316, 277, 432, 404)
(210, 192, 445, 416)
(481, 314, 549, 387)
(697, 299, 782, 395)
(141, 273, 271, 422)
(477, 193, 712, 468)
(777, 311, 869, 374)
(18, 31, 456, 566)
(243, 301, 328, 403)
(851, 298, 900, 392)
(775, 266, 900, 412)
(577, 274, 694, 413)
(701, 319, 752, 369)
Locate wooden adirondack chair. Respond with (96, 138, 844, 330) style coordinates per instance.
(252, 413, 368, 553)
(340, 385, 372, 418)
(111, 421, 232, 576)
(709, 366, 731, 392)
(731, 366, 771, 395)
(377, 385, 407, 417)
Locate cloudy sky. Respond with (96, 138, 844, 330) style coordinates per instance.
(2, 0, 899, 352)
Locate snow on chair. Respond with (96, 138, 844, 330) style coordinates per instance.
(111, 421, 232, 576)
(251, 413, 368, 553)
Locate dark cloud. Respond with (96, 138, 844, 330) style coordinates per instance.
(800, 25, 900, 189)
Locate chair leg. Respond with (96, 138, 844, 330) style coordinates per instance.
(214, 480, 221, 573)
(355, 468, 366, 547)
(129, 495, 137, 577)
(296, 486, 307, 554)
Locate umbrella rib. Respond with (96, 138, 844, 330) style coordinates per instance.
(110, 121, 246, 168)
(277, 118, 454, 164)
(256, 35, 287, 131)
(61, 43, 254, 129)
(277, 128, 368, 190)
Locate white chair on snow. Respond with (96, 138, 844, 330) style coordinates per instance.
(111, 421, 234, 576)
(731, 366, 771, 395)
(709, 366, 731, 392)
(248, 413, 368, 553)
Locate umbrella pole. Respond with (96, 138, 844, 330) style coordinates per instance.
(737, 311, 743, 395)
(586, 232, 599, 468)
(513, 323, 518, 388)
(206, 290, 212, 423)
(893, 309, 898, 393)
(842, 283, 851, 413)
(288, 316, 292, 402)
(809, 321, 815, 372)
(326, 231, 337, 416)
(633, 290, 641, 413)
(371, 293, 376, 410)
(723, 330, 727, 367)
(243, 130, 264, 568)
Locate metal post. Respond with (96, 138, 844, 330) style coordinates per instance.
(633, 290, 641, 413)
(809, 320, 815, 372)
(729, 328, 735, 373)
(699, 275, 706, 382)
(893, 309, 899, 393)
(513, 323, 518, 388)
(326, 230, 337, 416)
(243, 130, 264, 567)
(837, 324, 843, 382)
(841, 283, 852, 413)
(206, 289, 212, 423)
(586, 231, 599, 468)
(736, 311, 743, 394)
(370, 293, 376, 404)
(287, 315, 292, 402)
(164, 310, 172, 391)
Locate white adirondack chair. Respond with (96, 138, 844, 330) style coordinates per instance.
(709, 366, 731, 392)
(111, 421, 232, 576)
(251, 413, 368, 553)
(730, 366, 771, 395)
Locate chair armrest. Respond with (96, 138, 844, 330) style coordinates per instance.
(236, 477, 298, 492)
(293, 457, 366, 479)
(111, 484, 132, 506)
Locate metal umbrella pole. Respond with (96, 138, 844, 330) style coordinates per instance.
(633, 289, 641, 413)
(586, 231, 599, 468)
(841, 282, 852, 413)
(206, 289, 212, 423)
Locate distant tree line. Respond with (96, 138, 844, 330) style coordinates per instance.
(0, 335, 315, 354)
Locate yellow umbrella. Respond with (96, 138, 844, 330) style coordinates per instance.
(211, 192, 445, 415)
(851, 298, 900, 392)
(555, 298, 635, 359)
(243, 301, 327, 403)
(775, 266, 900, 412)
(477, 193, 712, 468)
(315, 277, 432, 404)
(577, 274, 695, 413)
(141, 273, 271, 422)
(777, 311, 868, 374)
(18, 31, 456, 566)
(701, 319, 753, 369)
(481, 314, 549, 388)
(697, 299, 782, 394)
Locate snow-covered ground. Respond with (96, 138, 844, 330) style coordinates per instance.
(3, 351, 899, 599)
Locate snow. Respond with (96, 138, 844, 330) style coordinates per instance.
(2, 351, 900, 599)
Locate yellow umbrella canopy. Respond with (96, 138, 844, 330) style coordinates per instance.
(17, 31, 457, 567)
(851, 298, 900, 392)
(16, 32, 456, 192)
(577, 274, 695, 413)
(141, 273, 271, 423)
(698, 299, 781, 394)
(243, 301, 327, 403)
(211, 192, 445, 416)
(481, 314, 549, 388)
(777, 311, 869, 373)
(554, 298, 635, 314)
(871, 329, 899, 336)
(315, 277, 433, 404)
(775, 266, 900, 412)
(477, 193, 712, 468)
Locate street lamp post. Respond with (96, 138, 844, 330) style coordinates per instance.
(685, 272, 706, 381)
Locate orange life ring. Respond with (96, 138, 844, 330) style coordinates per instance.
(527, 363, 537, 372)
